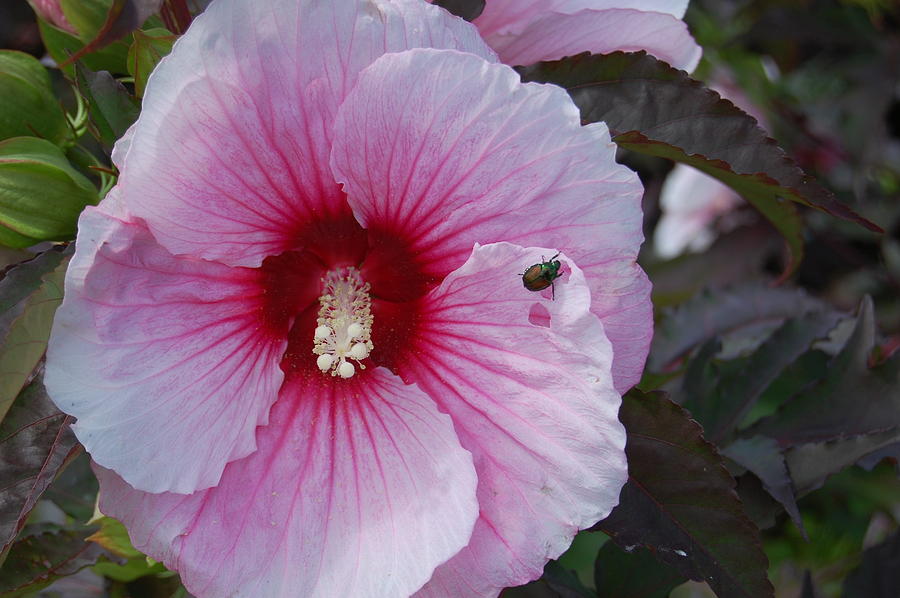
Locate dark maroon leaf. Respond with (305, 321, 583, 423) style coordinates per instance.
(733, 472, 783, 532)
(0, 249, 65, 331)
(500, 562, 594, 598)
(0, 254, 68, 423)
(158, 0, 195, 34)
(539, 562, 594, 598)
(122, 576, 195, 598)
(748, 349, 830, 429)
(521, 52, 883, 277)
(685, 310, 844, 443)
(722, 437, 804, 537)
(41, 452, 98, 522)
(857, 442, 900, 474)
(432, 0, 485, 21)
(32, 568, 106, 598)
(0, 251, 66, 403)
(645, 224, 781, 309)
(786, 427, 900, 496)
(801, 571, 819, 598)
(0, 527, 111, 596)
(594, 390, 773, 598)
(594, 543, 686, 598)
(648, 283, 828, 372)
(521, 51, 880, 231)
(842, 530, 900, 598)
(0, 378, 79, 556)
(750, 297, 900, 446)
(62, 0, 164, 66)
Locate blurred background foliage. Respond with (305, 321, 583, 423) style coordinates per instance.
(0, 0, 897, 596)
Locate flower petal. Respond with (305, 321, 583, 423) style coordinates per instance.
(488, 8, 702, 70)
(654, 164, 742, 258)
(331, 48, 649, 391)
(95, 369, 479, 598)
(120, 0, 494, 267)
(45, 199, 285, 494)
(406, 242, 627, 596)
(474, 0, 689, 39)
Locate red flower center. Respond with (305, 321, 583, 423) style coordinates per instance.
(259, 212, 436, 379)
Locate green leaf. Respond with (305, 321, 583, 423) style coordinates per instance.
(38, 19, 129, 76)
(842, 530, 900, 598)
(594, 543, 686, 598)
(0, 253, 68, 418)
(594, 390, 773, 598)
(521, 52, 883, 276)
(92, 555, 168, 583)
(432, 0, 485, 21)
(86, 517, 141, 560)
(0, 137, 97, 247)
(74, 65, 140, 146)
(127, 27, 175, 98)
(0, 528, 111, 597)
(61, 0, 164, 66)
(0, 52, 69, 146)
(648, 283, 828, 372)
(86, 516, 167, 582)
(0, 379, 79, 558)
(60, 0, 114, 40)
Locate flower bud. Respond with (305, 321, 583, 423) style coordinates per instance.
(0, 51, 69, 145)
(0, 137, 98, 248)
(29, 0, 77, 34)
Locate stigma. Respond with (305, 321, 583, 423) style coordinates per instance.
(312, 267, 373, 379)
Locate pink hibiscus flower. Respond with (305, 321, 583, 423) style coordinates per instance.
(45, 0, 650, 595)
(467, 0, 701, 70)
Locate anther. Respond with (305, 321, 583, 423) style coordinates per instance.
(338, 362, 355, 378)
(311, 267, 374, 379)
(316, 354, 335, 372)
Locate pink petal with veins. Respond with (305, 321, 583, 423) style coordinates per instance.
(409, 243, 627, 596)
(46, 199, 285, 493)
(332, 48, 649, 391)
(97, 369, 478, 598)
(118, 0, 494, 267)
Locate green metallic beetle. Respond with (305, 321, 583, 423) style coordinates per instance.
(521, 253, 563, 299)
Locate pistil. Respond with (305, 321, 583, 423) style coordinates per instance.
(312, 267, 373, 378)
